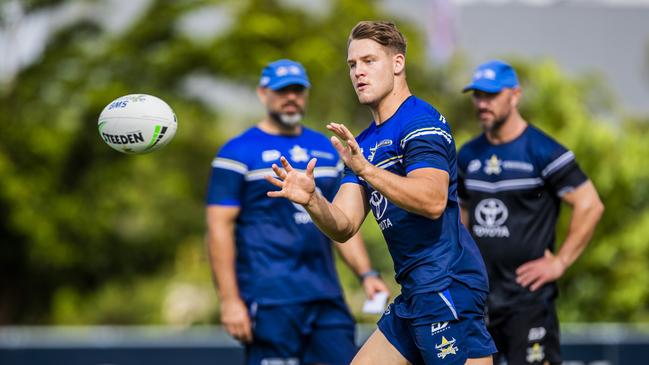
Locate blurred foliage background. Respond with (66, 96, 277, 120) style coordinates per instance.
(1, 0, 649, 326)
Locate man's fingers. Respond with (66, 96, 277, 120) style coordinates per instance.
(516, 259, 541, 275)
(518, 270, 543, 289)
(265, 175, 284, 188)
(529, 272, 549, 291)
(306, 158, 317, 178)
(226, 320, 252, 343)
(326, 122, 341, 133)
(280, 156, 293, 172)
(331, 136, 345, 153)
(327, 123, 347, 140)
(271, 163, 286, 179)
(267, 190, 284, 198)
(516, 271, 533, 286)
(225, 323, 240, 340)
(530, 277, 546, 292)
(338, 123, 355, 140)
(515, 263, 531, 276)
(347, 139, 361, 154)
(241, 322, 253, 343)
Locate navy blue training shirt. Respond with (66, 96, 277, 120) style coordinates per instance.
(207, 126, 344, 305)
(458, 124, 588, 311)
(341, 96, 489, 302)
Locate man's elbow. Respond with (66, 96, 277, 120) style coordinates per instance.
(592, 198, 605, 221)
(331, 231, 355, 243)
(422, 199, 447, 220)
(328, 224, 358, 243)
(578, 193, 605, 222)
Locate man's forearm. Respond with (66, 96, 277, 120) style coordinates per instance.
(358, 164, 448, 219)
(305, 192, 358, 242)
(335, 232, 372, 276)
(557, 199, 604, 268)
(557, 182, 605, 268)
(207, 227, 241, 301)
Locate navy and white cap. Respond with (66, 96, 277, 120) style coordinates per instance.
(462, 60, 519, 93)
(259, 59, 311, 90)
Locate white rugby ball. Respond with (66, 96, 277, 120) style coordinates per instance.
(98, 94, 177, 154)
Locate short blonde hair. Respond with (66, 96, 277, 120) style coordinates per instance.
(348, 21, 407, 55)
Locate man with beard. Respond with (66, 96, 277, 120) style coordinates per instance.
(206, 59, 389, 365)
(457, 60, 604, 365)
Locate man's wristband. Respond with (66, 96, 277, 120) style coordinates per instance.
(359, 270, 380, 282)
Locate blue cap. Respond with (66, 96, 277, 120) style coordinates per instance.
(259, 59, 311, 90)
(462, 60, 519, 93)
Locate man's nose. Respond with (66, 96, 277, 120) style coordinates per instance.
(284, 91, 299, 99)
(354, 64, 365, 78)
(475, 98, 489, 108)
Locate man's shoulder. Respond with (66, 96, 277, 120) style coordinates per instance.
(523, 124, 572, 167)
(300, 125, 333, 144)
(402, 96, 446, 125)
(222, 126, 260, 146)
(398, 96, 452, 141)
(216, 127, 262, 161)
(525, 124, 564, 148)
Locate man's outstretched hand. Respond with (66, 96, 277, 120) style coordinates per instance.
(266, 156, 317, 206)
(327, 123, 371, 176)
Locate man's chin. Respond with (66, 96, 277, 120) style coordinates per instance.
(357, 94, 375, 106)
(279, 113, 302, 126)
(479, 120, 494, 131)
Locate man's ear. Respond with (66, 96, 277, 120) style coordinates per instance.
(510, 87, 522, 107)
(394, 53, 405, 75)
(256, 87, 267, 105)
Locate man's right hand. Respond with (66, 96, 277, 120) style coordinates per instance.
(266, 156, 317, 206)
(220, 297, 253, 343)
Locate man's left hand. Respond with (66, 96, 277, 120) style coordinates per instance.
(362, 276, 390, 299)
(515, 249, 566, 292)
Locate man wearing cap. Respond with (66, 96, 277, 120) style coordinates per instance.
(457, 60, 604, 365)
(206, 59, 389, 365)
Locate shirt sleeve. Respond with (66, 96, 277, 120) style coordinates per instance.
(540, 146, 588, 197)
(400, 117, 453, 174)
(341, 164, 362, 185)
(206, 142, 248, 206)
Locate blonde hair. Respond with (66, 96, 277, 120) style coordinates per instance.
(348, 21, 407, 55)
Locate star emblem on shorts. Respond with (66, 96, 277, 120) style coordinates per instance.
(436, 336, 459, 359)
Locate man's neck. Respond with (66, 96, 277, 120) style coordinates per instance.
(258, 117, 302, 136)
(485, 112, 527, 145)
(371, 82, 411, 125)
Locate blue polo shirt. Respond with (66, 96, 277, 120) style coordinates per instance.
(207, 126, 344, 305)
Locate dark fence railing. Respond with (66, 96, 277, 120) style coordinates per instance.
(1, 324, 648, 365)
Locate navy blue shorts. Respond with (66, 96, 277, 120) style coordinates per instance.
(488, 301, 561, 365)
(378, 280, 496, 365)
(245, 297, 356, 365)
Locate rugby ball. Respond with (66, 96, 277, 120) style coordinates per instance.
(98, 94, 177, 154)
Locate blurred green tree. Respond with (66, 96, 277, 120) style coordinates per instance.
(1, 0, 648, 325)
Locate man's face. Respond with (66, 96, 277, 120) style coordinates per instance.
(259, 84, 308, 126)
(471, 88, 518, 132)
(347, 38, 396, 106)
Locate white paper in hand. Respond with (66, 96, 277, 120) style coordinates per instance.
(362, 291, 389, 314)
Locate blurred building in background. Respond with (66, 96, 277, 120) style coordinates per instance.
(384, 0, 649, 115)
